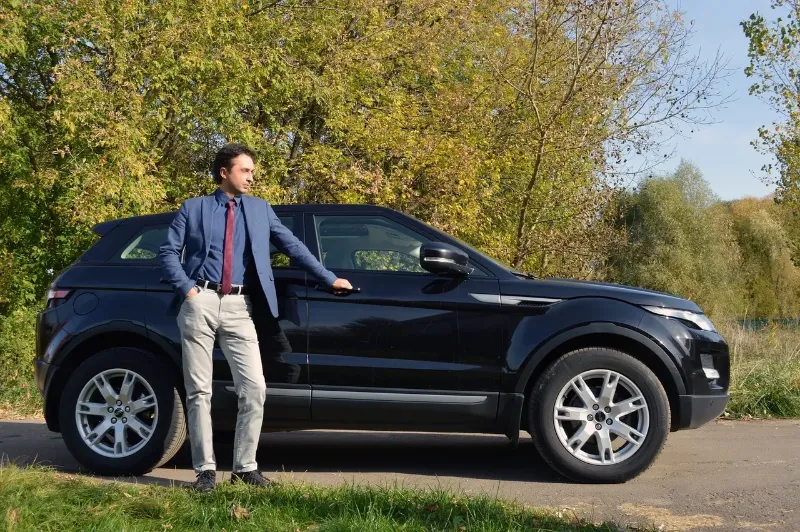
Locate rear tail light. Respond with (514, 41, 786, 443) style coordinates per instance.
(46, 289, 72, 309)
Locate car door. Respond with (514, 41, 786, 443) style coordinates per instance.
(439, 274, 504, 393)
(144, 212, 311, 427)
(304, 211, 498, 429)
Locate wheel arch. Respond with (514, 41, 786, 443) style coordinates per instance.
(46, 325, 181, 432)
(516, 324, 685, 431)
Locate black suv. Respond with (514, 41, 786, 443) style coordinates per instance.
(34, 204, 729, 483)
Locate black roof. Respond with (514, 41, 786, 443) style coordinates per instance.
(273, 204, 398, 213)
(90, 204, 401, 236)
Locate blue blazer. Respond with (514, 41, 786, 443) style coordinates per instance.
(158, 193, 337, 318)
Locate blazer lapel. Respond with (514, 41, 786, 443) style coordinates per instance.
(242, 195, 259, 247)
(201, 195, 214, 253)
(242, 195, 269, 263)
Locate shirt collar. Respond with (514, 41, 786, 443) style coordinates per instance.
(214, 188, 242, 207)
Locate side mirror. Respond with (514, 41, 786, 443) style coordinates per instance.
(419, 242, 472, 276)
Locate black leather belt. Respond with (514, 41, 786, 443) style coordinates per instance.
(196, 279, 249, 295)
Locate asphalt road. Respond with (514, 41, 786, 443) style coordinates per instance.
(1, 419, 798, 531)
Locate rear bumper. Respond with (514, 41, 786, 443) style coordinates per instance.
(33, 359, 60, 432)
(678, 394, 729, 429)
(34, 360, 51, 394)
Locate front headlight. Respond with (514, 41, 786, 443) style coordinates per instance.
(642, 306, 716, 332)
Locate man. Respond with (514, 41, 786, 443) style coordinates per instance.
(159, 143, 352, 492)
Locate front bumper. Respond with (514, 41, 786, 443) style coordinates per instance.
(678, 393, 729, 429)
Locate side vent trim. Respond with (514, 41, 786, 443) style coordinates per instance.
(469, 293, 562, 306)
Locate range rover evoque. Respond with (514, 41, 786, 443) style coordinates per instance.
(34, 204, 729, 483)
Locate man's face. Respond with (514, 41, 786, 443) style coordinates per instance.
(220, 154, 254, 195)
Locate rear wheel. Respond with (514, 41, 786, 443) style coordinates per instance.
(59, 348, 186, 476)
(528, 348, 670, 483)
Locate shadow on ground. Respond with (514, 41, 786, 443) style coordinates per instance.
(0, 421, 565, 487)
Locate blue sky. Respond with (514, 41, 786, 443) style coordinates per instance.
(652, 0, 779, 200)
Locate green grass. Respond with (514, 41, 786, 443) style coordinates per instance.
(720, 322, 800, 419)
(0, 465, 623, 532)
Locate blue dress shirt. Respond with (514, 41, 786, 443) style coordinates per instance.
(196, 189, 255, 285)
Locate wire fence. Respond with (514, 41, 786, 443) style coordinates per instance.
(735, 319, 800, 331)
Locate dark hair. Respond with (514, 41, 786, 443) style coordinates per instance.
(212, 143, 256, 184)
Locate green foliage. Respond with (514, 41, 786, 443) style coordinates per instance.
(608, 162, 800, 320)
(0, 306, 38, 407)
(721, 322, 800, 419)
(608, 162, 746, 318)
(742, 1, 800, 209)
(0, 1, 724, 315)
(0, 0, 746, 399)
(730, 197, 800, 318)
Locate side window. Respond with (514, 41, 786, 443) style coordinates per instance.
(118, 226, 169, 262)
(353, 250, 422, 271)
(269, 216, 295, 268)
(314, 215, 429, 273)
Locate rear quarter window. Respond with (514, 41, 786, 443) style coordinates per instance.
(116, 226, 169, 263)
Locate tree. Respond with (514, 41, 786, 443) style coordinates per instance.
(472, 0, 729, 276)
(729, 197, 800, 318)
(742, 0, 800, 209)
(0, 0, 727, 313)
(608, 162, 745, 319)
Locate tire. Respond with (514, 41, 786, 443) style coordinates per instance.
(528, 348, 670, 483)
(59, 348, 186, 476)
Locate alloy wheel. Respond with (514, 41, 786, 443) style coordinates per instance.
(553, 369, 649, 465)
(74, 369, 159, 458)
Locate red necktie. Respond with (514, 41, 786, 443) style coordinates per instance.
(221, 200, 235, 295)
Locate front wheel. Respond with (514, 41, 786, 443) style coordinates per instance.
(528, 348, 670, 483)
(59, 348, 186, 476)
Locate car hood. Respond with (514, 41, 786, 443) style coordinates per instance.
(499, 277, 703, 313)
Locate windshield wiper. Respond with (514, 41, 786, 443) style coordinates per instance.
(512, 270, 537, 280)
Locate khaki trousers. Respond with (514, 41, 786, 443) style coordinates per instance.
(177, 286, 265, 473)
